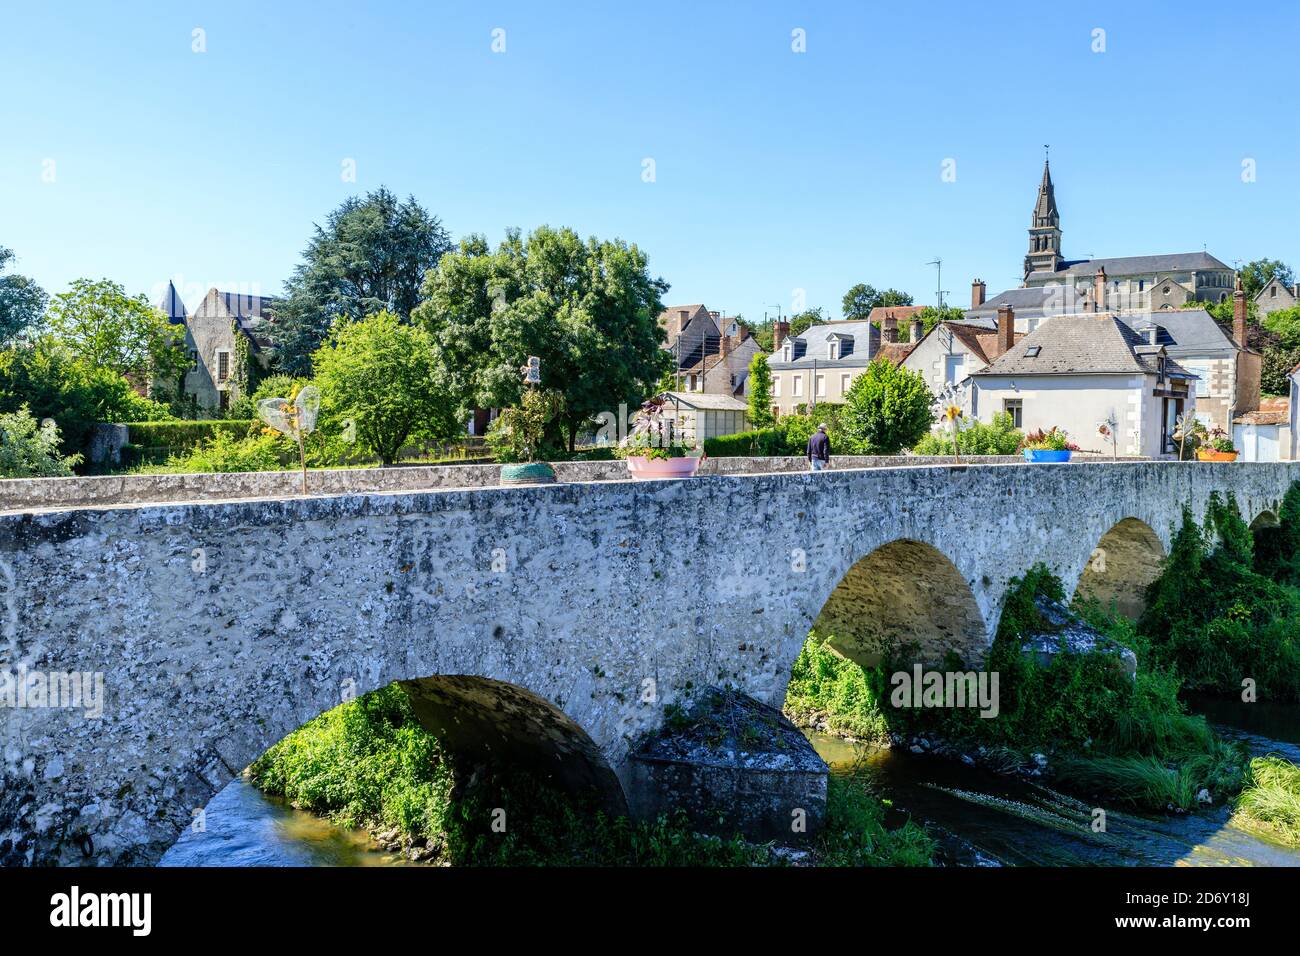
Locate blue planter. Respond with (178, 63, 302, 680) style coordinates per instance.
(1023, 449, 1072, 463)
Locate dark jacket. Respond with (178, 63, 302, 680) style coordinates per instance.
(806, 430, 830, 462)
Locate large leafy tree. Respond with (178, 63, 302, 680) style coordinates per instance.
(414, 226, 670, 450)
(838, 357, 934, 453)
(44, 278, 187, 387)
(311, 310, 459, 465)
(0, 246, 47, 343)
(1240, 258, 1294, 300)
(842, 283, 912, 322)
(272, 188, 452, 375)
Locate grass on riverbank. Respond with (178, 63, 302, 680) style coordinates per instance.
(1231, 756, 1300, 847)
(249, 681, 935, 866)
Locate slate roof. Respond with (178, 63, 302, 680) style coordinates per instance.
(1119, 309, 1239, 358)
(972, 312, 1196, 379)
(1027, 251, 1231, 282)
(967, 286, 1076, 320)
(158, 281, 187, 324)
(769, 320, 880, 368)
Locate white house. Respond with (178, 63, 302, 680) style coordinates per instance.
(904, 306, 1024, 414)
(969, 312, 1197, 458)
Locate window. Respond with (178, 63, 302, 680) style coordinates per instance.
(828, 341, 839, 360)
(841, 373, 851, 394)
(783, 346, 791, 362)
(772, 375, 781, 397)
(1003, 398, 1023, 428)
(1024, 345, 1041, 358)
(188, 349, 198, 371)
(215, 349, 231, 384)
(688, 374, 698, 391)
(792, 375, 803, 397)
(1272, 285, 1279, 298)
(815, 374, 825, 397)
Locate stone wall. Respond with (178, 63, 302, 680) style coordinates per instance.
(0, 460, 1294, 865)
(1, 453, 1059, 512)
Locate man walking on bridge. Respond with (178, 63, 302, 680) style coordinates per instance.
(807, 423, 831, 472)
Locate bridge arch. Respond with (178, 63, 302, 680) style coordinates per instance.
(1074, 517, 1166, 619)
(811, 538, 988, 668)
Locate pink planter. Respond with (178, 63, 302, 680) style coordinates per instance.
(625, 456, 700, 480)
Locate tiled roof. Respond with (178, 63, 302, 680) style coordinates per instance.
(941, 322, 1025, 365)
(875, 342, 917, 366)
(1234, 409, 1288, 426)
(972, 312, 1194, 378)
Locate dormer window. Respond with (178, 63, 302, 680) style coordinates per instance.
(783, 345, 791, 362)
(829, 341, 839, 360)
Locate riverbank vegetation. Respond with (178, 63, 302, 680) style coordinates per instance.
(249, 682, 936, 866)
(1232, 756, 1300, 846)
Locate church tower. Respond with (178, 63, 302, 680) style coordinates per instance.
(1023, 158, 1063, 283)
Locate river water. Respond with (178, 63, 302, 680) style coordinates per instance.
(162, 697, 1300, 867)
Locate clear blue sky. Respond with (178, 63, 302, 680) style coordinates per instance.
(3, 0, 1298, 323)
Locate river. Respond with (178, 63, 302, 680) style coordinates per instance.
(161, 697, 1300, 867)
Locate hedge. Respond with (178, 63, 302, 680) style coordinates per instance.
(704, 427, 789, 457)
(125, 420, 256, 452)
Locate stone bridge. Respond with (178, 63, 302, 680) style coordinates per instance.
(1, 459, 1297, 865)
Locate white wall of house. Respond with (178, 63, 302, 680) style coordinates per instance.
(973, 373, 1189, 457)
(903, 330, 985, 415)
(1234, 422, 1283, 462)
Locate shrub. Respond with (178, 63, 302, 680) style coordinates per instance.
(912, 411, 1022, 456)
(837, 358, 934, 454)
(703, 426, 788, 458)
(159, 431, 290, 473)
(1233, 756, 1300, 846)
(0, 406, 81, 477)
(125, 419, 255, 452)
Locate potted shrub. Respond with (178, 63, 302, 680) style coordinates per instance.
(490, 388, 564, 485)
(1021, 426, 1077, 463)
(1196, 426, 1238, 462)
(616, 397, 700, 479)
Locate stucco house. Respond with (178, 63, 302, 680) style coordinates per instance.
(157, 282, 276, 413)
(969, 311, 1197, 458)
(766, 315, 918, 417)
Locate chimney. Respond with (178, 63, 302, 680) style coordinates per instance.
(1233, 273, 1248, 347)
(971, 279, 986, 308)
(1093, 266, 1107, 313)
(882, 313, 899, 343)
(720, 331, 731, 358)
(773, 320, 790, 351)
(910, 317, 925, 342)
(676, 309, 690, 335)
(996, 305, 1015, 357)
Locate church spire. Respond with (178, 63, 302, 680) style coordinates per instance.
(1024, 153, 1063, 283)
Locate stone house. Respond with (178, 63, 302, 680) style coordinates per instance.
(1255, 278, 1300, 318)
(658, 304, 763, 397)
(969, 311, 1198, 458)
(904, 308, 1025, 414)
(158, 282, 276, 413)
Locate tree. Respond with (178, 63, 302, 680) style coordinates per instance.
(904, 305, 965, 340)
(271, 188, 452, 375)
(842, 283, 913, 322)
(414, 226, 670, 450)
(311, 311, 460, 465)
(44, 278, 186, 385)
(837, 358, 934, 453)
(746, 353, 774, 428)
(0, 337, 171, 462)
(0, 246, 46, 343)
(0, 406, 81, 477)
(1240, 258, 1294, 300)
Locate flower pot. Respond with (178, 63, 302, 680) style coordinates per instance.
(625, 456, 700, 480)
(1196, 449, 1238, 462)
(1023, 449, 1072, 463)
(499, 461, 557, 485)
